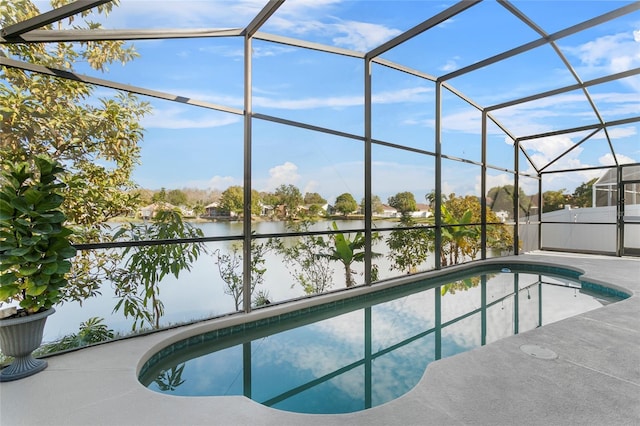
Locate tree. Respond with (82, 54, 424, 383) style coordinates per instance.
(110, 209, 206, 330)
(1, 1, 150, 305)
(36, 317, 114, 354)
(542, 189, 567, 213)
(388, 192, 417, 217)
(219, 186, 260, 217)
(166, 189, 187, 206)
(439, 194, 513, 265)
(260, 192, 279, 208)
(274, 184, 303, 219)
(572, 178, 597, 208)
(386, 217, 433, 274)
(219, 186, 244, 216)
(487, 185, 532, 219)
(214, 239, 273, 311)
(334, 193, 358, 216)
(275, 221, 334, 295)
(304, 192, 326, 205)
(360, 195, 384, 215)
(440, 203, 478, 267)
(152, 188, 167, 203)
(322, 222, 380, 287)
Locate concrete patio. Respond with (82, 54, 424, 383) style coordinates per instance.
(1, 252, 639, 425)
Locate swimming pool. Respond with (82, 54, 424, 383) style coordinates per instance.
(139, 265, 627, 414)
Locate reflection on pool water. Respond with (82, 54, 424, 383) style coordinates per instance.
(139, 269, 625, 414)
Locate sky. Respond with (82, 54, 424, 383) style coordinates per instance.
(32, 0, 640, 203)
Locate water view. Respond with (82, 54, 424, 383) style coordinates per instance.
(44, 219, 432, 341)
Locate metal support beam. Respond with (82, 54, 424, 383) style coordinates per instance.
(1, 0, 112, 38)
(441, 1, 640, 81)
(486, 68, 640, 112)
(364, 58, 373, 285)
(242, 35, 253, 314)
(481, 110, 487, 260)
(435, 81, 443, 269)
(254, 32, 363, 59)
(366, 0, 481, 59)
(243, 0, 284, 37)
(539, 128, 601, 172)
(1, 28, 243, 43)
(518, 116, 640, 142)
(0, 57, 243, 115)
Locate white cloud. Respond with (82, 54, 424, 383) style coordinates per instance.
(252, 1, 402, 52)
(332, 21, 402, 51)
(563, 30, 640, 91)
(477, 173, 515, 195)
(101, 0, 265, 29)
(252, 86, 431, 110)
(264, 162, 301, 191)
(372, 87, 432, 104)
(592, 126, 637, 140)
(253, 94, 363, 110)
(185, 175, 239, 191)
(440, 56, 460, 72)
(142, 108, 241, 129)
(598, 152, 636, 166)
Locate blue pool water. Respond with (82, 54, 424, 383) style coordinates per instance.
(139, 268, 625, 414)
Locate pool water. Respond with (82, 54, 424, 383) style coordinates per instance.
(140, 270, 624, 414)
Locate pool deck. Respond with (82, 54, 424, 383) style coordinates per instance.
(1, 252, 639, 425)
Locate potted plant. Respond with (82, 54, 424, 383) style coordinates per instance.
(0, 155, 76, 381)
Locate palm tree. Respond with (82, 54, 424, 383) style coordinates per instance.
(440, 205, 480, 266)
(323, 222, 380, 287)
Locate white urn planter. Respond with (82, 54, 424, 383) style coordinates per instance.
(0, 308, 54, 382)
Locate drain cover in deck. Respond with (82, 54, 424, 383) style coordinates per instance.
(520, 344, 558, 360)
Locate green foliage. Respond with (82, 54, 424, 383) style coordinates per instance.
(304, 192, 327, 205)
(1, 0, 150, 307)
(440, 197, 480, 267)
(0, 156, 76, 313)
(36, 317, 114, 354)
(152, 188, 167, 203)
(219, 186, 260, 217)
(486, 185, 531, 219)
(323, 222, 380, 287)
(386, 217, 433, 274)
(361, 195, 384, 215)
(542, 189, 567, 212)
(253, 289, 272, 307)
(166, 189, 187, 206)
(571, 178, 597, 208)
(275, 221, 334, 295)
(110, 210, 206, 330)
(274, 184, 303, 219)
(154, 363, 186, 392)
(438, 194, 513, 265)
(214, 238, 274, 310)
(334, 193, 358, 216)
(388, 192, 417, 217)
(440, 276, 481, 296)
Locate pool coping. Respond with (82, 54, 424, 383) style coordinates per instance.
(1, 252, 639, 425)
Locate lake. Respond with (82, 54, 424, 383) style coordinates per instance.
(45, 219, 433, 341)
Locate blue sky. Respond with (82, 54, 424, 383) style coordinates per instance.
(33, 0, 640, 202)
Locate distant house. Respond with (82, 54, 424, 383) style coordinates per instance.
(140, 202, 195, 219)
(204, 201, 235, 218)
(139, 202, 176, 220)
(410, 203, 432, 218)
(376, 204, 399, 218)
(299, 203, 329, 216)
